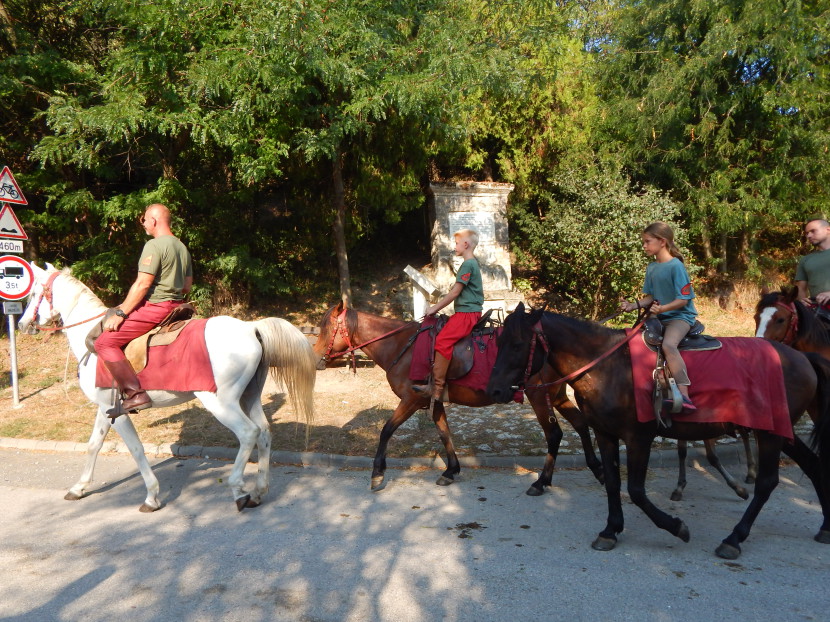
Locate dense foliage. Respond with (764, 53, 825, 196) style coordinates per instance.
(0, 0, 827, 315)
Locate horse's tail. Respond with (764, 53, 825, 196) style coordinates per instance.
(806, 352, 830, 472)
(252, 317, 316, 430)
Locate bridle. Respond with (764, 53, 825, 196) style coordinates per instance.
(515, 314, 649, 394)
(773, 300, 799, 346)
(320, 308, 416, 372)
(27, 272, 106, 332)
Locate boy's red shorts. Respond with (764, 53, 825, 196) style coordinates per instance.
(434, 311, 482, 359)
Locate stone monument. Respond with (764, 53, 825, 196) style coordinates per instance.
(424, 181, 522, 315)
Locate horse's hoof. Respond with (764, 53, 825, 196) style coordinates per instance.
(591, 536, 617, 551)
(370, 476, 386, 492)
(677, 521, 690, 543)
(814, 530, 830, 544)
(735, 487, 749, 500)
(64, 491, 83, 501)
(235, 494, 251, 512)
(670, 490, 683, 502)
(436, 475, 455, 486)
(139, 503, 160, 513)
(715, 541, 741, 559)
(525, 485, 544, 497)
(745, 475, 756, 484)
(245, 498, 262, 509)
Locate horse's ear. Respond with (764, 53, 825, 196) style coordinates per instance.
(335, 301, 344, 314)
(784, 286, 799, 302)
(528, 307, 545, 324)
(45, 262, 56, 272)
(514, 301, 525, 314)
(30, 262, 45, 278)
(760, 286, 770, 296)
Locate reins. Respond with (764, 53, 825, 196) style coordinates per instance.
(29, 272, 106, 332)
(322, 308, 417, 372)
(516, 314, 651, 393)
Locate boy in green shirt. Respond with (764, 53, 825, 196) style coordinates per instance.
(413, 229, 484, 403)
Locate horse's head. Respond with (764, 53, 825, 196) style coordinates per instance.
(755, 287, 799, 343)
(18, 262, 62, 335)
(313, 302, 357, 370)
(487, 302, 547, 403)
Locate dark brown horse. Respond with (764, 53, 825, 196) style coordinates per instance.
(487, 303, 830, 559)
(755, 287, 830, 357)
(314, 302, 604, 492)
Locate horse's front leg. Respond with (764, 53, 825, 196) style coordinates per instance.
(430, 400, 460, 486)
(626, 436, 690, 543)
(778, 435, 830, 543)
(65, 409, 113, 502)
(524, 388, 563, 495)
(110, 412, 162, 512)
(670, 440, 689, 501)
(701, 438, 749, 500)
(592, 429, 624, 551)
(371, 396, 421, 491)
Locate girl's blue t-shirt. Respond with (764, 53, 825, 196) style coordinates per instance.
(643, 257, 697, 325)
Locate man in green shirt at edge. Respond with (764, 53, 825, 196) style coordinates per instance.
(796, 219, 830, 307)
(94, 203, 193, 419)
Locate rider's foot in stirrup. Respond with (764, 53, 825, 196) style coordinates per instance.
(680, 395, 697, 412)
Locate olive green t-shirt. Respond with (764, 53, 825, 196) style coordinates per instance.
(454, 258, 484, 312)
(138, 235, 193, 303)
(796, 248, 830, 298)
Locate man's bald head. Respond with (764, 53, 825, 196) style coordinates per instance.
(142, 203, 174, 237)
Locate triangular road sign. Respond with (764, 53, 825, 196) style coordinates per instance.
(0, 203, 27, 240)
(0, 166, 27, 205)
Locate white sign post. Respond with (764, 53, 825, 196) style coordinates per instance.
(0, 166, 29, 408)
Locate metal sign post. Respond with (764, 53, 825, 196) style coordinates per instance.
(0, 166, 29, 408)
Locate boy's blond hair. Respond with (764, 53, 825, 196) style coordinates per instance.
(453, 229, 479, 249)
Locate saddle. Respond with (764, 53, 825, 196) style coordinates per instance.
(641, 318, 722, 352)
(84, 303, 197, 372)
(640, 318, 721, 426)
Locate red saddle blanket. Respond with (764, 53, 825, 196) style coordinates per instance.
(627, 330, 792, 439)
(410, 319, 522, 402)
(96, 319, 217, 392)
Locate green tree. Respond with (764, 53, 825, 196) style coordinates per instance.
(593, 0, 830, 277)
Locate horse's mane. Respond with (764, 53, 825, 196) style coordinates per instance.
(542, 310, 622, 339)
(794, 299, 830, 348)
(54, 269, 107, 315)
(319, 304, 359, 337)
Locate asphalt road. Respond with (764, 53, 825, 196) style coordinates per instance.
(1, 447, 828, 622)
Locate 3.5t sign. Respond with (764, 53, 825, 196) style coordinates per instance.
(0, 255, 33, 300)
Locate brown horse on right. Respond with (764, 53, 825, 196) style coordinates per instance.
(314, 302, 604, 492)
(755, 287, 830, 357)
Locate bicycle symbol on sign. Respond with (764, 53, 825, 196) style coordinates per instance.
(0, 183, 19, 200)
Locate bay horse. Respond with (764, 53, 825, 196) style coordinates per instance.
(18, 263, 317, 512)
(314, 302, 604, 492)
(487, 303, 830, 559)
(755, 287, 830, 357)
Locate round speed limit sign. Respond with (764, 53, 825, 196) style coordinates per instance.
(0, 255, 34, 300)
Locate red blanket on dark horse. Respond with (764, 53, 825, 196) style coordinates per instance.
(627, 331, 792, 439)
(96, 319, 217, 392)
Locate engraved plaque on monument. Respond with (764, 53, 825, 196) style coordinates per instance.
(427, 182, 515, 308)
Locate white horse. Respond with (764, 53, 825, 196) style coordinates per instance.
(18, 262, 317, 512)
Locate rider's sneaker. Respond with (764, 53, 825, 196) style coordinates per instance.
(681, 396, 697, 412)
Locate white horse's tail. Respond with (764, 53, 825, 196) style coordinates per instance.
(252, 318, 316, 428)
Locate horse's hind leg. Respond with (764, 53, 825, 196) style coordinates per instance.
(780, 435, 830, 543)
(717, 432, 783, 559)
(371, 396, 424, 491)
(239, 371, 272, 507)
(197, 392, 261, 511)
